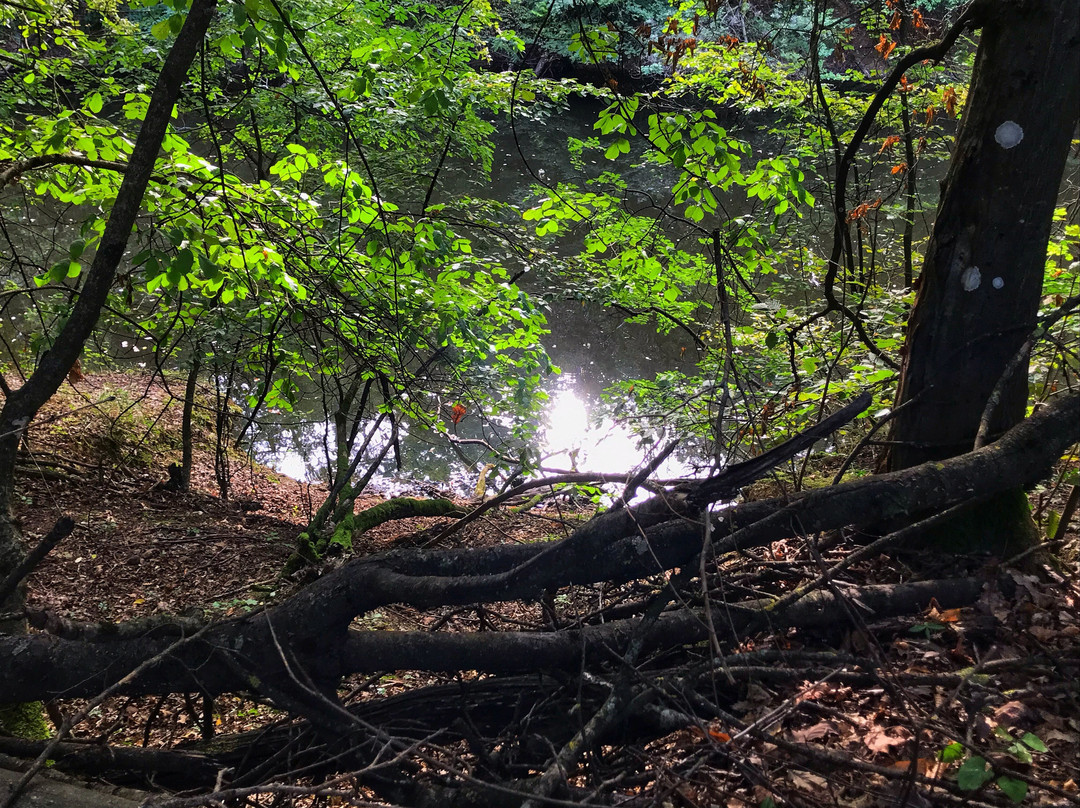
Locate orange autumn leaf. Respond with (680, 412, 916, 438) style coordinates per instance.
(924, 598, 962, 623)
(846, 198, 882, 222)
(891, 162, 908, 175)
(450, 403, 467, 424)
(889, 11, 902, 30)
(891, 758, 944, 776)
(878, 134, 902, 154)
(925, 104, 935, 125)
(875, 34, 897, 59)
(912, 8, 926, 29)
(899, 74, 912, 93)
(943, 87, 959, 117)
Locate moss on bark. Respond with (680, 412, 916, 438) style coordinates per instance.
(0, 701, 51, 739)
(288, 497, 462, 570)
(912, 489, 1040, 557)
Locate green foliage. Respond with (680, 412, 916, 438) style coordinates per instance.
(1, 0, 576, 501)
(499, 0, 673, 63)
(940, 730, 1046, 803)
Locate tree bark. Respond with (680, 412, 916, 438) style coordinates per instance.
(179, 353, 201, 492)
(887, 0, 1080, 548)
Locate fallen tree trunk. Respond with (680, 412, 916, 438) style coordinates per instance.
(0, 574, 1001, 791)
(0, 392, 1074, 705)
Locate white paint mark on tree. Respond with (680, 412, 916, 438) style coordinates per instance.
(992, 277, 1004, 289)
(961, 265, 982, 291)
(994, 121, 1024, 149)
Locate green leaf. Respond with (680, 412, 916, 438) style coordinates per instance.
(956, 756, 993, 791)
(172, 248, 194, 275)
(86, 93, 103, 114)
(46, 261, 70, 283)
(1007, 742, 1033, 764)
(996, 776, 1027, 803)
(939, 742, 965, 762)
(150, 19, 171, 39)
(1020, 732, 1047, 752)
(764, 330, 779, 349)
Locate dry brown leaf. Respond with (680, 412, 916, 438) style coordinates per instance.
(1041, 728, 1080, 746)
(863, 725, 911, 754)
(791, 720, 837, 743)
(994, 700, 1039, 727)
(750, 785, 775, 804)
(789, 770, 829, 790)
(1028, 625, 1057, 642)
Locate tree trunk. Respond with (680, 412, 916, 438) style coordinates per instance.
(887, 0, 1079, 551)
(179, 352, 201, 492)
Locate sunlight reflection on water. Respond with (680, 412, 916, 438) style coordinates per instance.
(251, 379, 699, 497)
(541, 387, 646, 473)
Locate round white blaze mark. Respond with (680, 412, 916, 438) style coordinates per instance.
(995, 121, 1024, 149)
(992, 277, 1004, 289)
(961, 265, 982, 291)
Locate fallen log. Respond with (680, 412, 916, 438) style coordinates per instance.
(0, 575, 1033, 788)
(0, 392, 1073, 705)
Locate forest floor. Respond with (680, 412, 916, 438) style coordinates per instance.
(9, 371, 1080, 807)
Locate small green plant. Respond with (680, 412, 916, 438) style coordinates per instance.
(909, 621, 947, 639)
(939, 730, 1046, 803)
(210, 597, 259, 612)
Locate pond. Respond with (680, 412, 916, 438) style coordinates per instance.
(246, 94, 945, 495)
(248, 98, 705, 493)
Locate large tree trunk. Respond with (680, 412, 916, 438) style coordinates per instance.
(888, 0, 1079, 550)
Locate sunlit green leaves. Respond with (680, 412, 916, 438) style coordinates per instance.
(569, 24, 619, 63)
